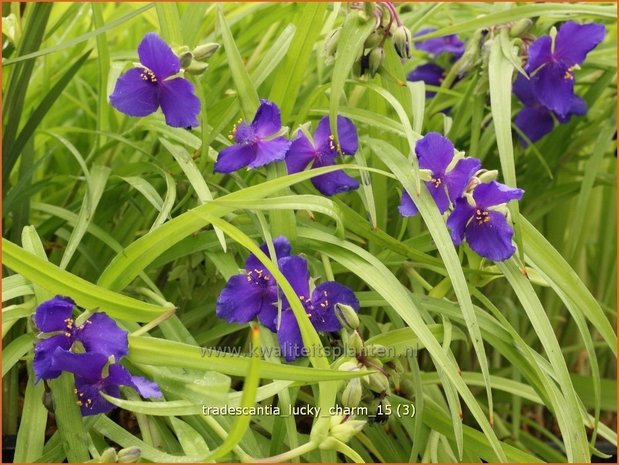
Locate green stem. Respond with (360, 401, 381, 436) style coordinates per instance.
(251, 441, 317, 463)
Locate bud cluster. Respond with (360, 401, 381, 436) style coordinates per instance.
(177, 42, 220, 76)
(323, 3, 412, 78)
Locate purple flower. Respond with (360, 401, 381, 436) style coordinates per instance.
(109, 33, 201, 128)
(447, 181, 524, 261)
(275, 256, 359, 361)
(414, 28, 465, 59)
(216, 237, 292, 331)
(513, 74, 587, 145)
(285, 115, 359, 196)
(399, 132, 481, 217)
(407, 63, 445, 98)
(525, 21, 605, 118)
(51, 349, 161, 416)
(32, 296, 128, 382)
(214, 100, 291, 173)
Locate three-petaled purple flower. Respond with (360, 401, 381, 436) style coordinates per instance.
(513, 74, 586, 145)
(447, 181, 524, 261)
(275, 255, 359, 361)
(214, 100, 291, 173)
(285, 115, 359, 196)
(413, 28, 465, 59)
(33, 296, 128, 382)
(110, 33, 201, 128)
(50, 349, 162, 416)
(215, 237, 360, 361)
(525, 21, 605, 118)
(399, 132, 480, 217)
(216, 236, 291, 331)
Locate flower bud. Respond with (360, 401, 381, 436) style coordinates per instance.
(509, 18, 533, 38)
(99, 448, 118, 463)
(347, 331, 364, 354)
(335, 303, 360, 330)
(338, 360, 361, 372)
(398, 376, 415, 398)
(366, 370, 390, 394)
(364, 29, 384, 50)
(118, 447, 141, 463)
(393, 25, 412, 59)
(330, 418, 367, 443)
(368, 47, 385, 78)
(476, 169, 499, 183)
(179, 51, 194, 69)
(192, 42, 220, 61)
(184, 61, 209, 76)
(341, 378, 363, 408)
(323, 28, 341, 65)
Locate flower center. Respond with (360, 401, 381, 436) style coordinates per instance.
(431, 177, 442, 189)
(475, 209, 490, 225)
(328, 134, 343, 155)
(246, 268, 271, 287)
(140, 69, 157, 83)
(74, 387, 94, 409)
(563, 66, 575, 81)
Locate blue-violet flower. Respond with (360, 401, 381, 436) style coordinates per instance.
(109, 33, 201, 128)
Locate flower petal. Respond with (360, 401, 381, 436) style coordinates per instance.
(285, 133, 317, 174)
(525, 36, 552, 72)
(398, 190, 418, 217)
(34, 296, 75, 332)
(252, 100, 283, 138)
(416, 132, 455, 175)
(107, 365, 163, 399)
(445, 157, 482, 203)
(50, 347, 107, 381)
(137, 32, 180, 80)
(277, 310, 305, 362)
(473, 181, 524, 209)
(278, 256, 310, 302)
(407, 63, 445, 98)
(33, 335, 71, 382)
(309, 282, 359, 332)
(216, 274, 273, 324)
(531, 63, 575, 118)
(109, 68, 160, 117)
(415, 29, 465, 58)
(310, 170, 360, 196)
(512, 75, 537, 107)
(555, 95, 587, 124)
(515, 106, 554, 144)
(249, 137, 290, 169)
(78, 313, 128, 360)
(446, 198, 475, 245)
(257, 302, 279, 332)
(426, 179, 450, 213)
(245, 236, 292, 273)
(214, 143, 257, 173)
(465, 211, 516, 261)
(314, 116, 358, 156)
(159, 78, 201, 128)
(555, 21, 605, 67)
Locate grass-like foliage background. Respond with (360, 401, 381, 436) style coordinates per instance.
(2, 2, 617, 463)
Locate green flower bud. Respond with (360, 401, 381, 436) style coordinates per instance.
(335, 303, 360, 330)
(364, 29, 384, 50)
(509, 18, 533, 38)
(323, 28, 341, 65)
(184, 61, 209, 76)
(117, 447, 141, 463)
(99, 448, 118, 463)
(192, 42, 220, 61)
(393, 25, 412, 59)
(476, 169, 499, 183)
(366, 370, 390, 394)
(398, 375, 415, 398)
(368, 47, 385, 78)
(178, 51, 193, 69)
(330, 419, 366, 443)
(347, 330, 364, 354)
(338, 360, 361, 372)
(341, 378, 363, 408)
